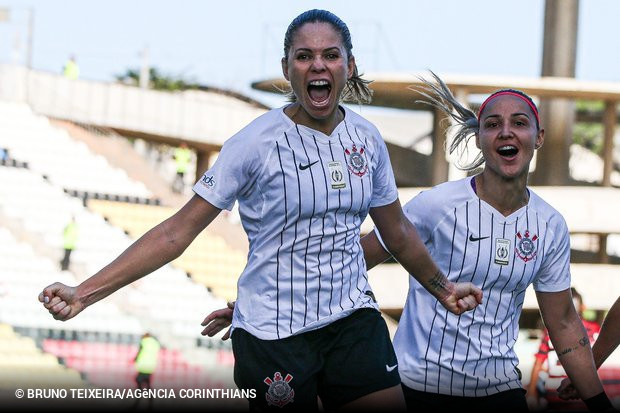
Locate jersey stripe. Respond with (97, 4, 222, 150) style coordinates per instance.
(423, 208, 459, 392)
(449, 201, 470, 394)
(283, 132, 301, 334)
(338, 132, 357, 306)
(296, 126, 317, 326)
(459, 197, 484, 395)
(274, 141, 287, 339)
(472, 213, 494, 393)
(313, 134, 329, 320)
(356, 131, 371, 300)
(491, 221, 518, 392)
(328, 141, 344, 312)
(436, 208, 459, 392)
(484, 221, 508, 394)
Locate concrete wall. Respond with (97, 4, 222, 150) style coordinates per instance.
(0, 64, 266, 146)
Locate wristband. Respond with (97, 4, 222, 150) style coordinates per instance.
(583, 391, 613, 412)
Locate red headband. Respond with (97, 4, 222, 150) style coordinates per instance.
(478, 91, 540, 125)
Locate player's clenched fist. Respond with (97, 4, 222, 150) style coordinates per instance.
(439, 282, 484, 315)
(38, 282, 84, 321)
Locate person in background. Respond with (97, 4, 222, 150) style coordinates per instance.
(172, 142, 191, 193)
(60, 216, 78, 271)
(133, 332, 161, 408)
(527, 288, 601, 411)
(63, 55, 79, 80)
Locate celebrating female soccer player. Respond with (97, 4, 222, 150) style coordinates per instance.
(40, 11, 481, 411)
(364, 74, 611, 412)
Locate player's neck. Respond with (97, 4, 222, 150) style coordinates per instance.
(474, 172, 529, 217)
(284, 103, 344, 136)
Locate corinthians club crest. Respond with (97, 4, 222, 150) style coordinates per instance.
(515, 230, 538, 262)
(344, 144, 368, 177)
(264, 372, 294, 407)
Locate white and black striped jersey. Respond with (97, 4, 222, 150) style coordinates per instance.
(375, 177, 571, 396)
(193, 106, 398, 340)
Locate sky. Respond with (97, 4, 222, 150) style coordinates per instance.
(1, 0, 620, 106)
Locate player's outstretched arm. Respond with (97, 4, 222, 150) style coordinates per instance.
(537, 289, 612, 410)
(201, 301, 235, 340)
(369, 200, 482, 315)
(39, 195, 221, 321)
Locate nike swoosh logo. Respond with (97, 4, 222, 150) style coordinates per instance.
(299, 161, 318, 170)
(386, 364, 397, 372)
(469, 234, 489, 242)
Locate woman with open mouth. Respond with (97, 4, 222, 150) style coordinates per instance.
(362, 74, 611, 412)
(40, 9, 482, 412)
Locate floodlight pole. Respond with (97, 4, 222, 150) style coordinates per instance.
(26, 8, 34, 69)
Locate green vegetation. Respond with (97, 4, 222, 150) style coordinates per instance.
(114, 67, 268, 109)
(115, 68, 200, 91)
(573, 99, 606, 155)
(574, 122, 603, 154)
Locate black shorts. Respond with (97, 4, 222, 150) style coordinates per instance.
(401, 384, 528, 412)
(232, 308, 400, 411)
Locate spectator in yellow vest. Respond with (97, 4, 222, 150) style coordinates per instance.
(134, 332, 161, 406)
(172, 142, 191, 193)
(63, 55, 79, 80)
(60, 216, 78, 271)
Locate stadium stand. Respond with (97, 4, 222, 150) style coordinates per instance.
(0, 164, 232, 347)
(0, 101, 152, 199)
(0, 101, 237, 392)
(41, 339, 223, 390)
(0, 323, 86, 390)
(0, 226, 144, 342)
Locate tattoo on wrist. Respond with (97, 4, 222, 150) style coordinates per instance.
(428, 271, 449, 295)
(557, 336, 589, 357)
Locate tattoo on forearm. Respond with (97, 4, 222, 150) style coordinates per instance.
(428, 271, 448, 294)
(557, 336, 589, 357)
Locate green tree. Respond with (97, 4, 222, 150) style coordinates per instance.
(114, 67, 270, 109)
(574, 100, 605, 155)
(115, 68, 199, 91)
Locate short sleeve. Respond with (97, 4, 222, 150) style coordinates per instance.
(369, 135, 398, 208)
(400, 192, 434, 241)
(374, 190, 432, 253)
(532, 216, 571, 292)
(193, 134, 260, 211)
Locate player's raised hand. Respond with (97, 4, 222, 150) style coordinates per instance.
(200, 301, 234, 340)
(38, 282, 84, 321)
(439, 282, 483, 315)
